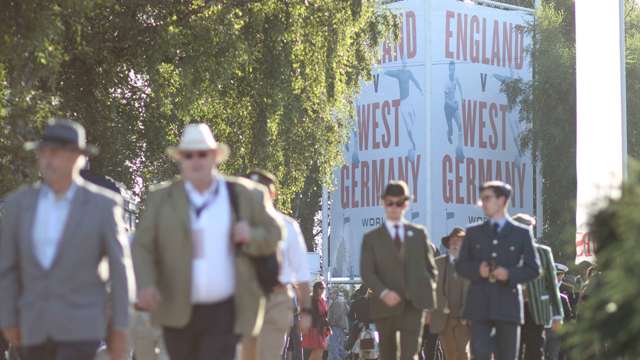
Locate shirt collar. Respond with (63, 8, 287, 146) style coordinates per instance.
(41, 180, 78, 202)
(184, 175, 222, 198)
(490, 216, 507, 230)
(385, 217, 407, 237)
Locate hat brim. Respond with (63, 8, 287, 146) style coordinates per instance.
(24, 140, 99, 156)
(441, 236, 450, 249)
(166, 143, 230, 163)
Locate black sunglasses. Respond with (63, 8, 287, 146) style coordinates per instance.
(384, 200, 407, 208)
(181, 151, 209, 160)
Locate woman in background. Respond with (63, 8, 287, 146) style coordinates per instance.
(302, 281, 331, 360)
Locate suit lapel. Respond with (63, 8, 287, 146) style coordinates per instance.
(481, 220, 494, 239)
(499, 218, 515, 239)
(169, 180, 192, 241)
(49, 182, 89, 270)
(22, 184, 42, 270)
(377, 225, 401, 261)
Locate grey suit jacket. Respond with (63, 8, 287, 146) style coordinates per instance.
(0, 179, 129, 345)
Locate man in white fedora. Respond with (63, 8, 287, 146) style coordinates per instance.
(132, 123, 284, 360)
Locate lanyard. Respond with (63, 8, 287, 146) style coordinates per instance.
(189, 181, 220, 219)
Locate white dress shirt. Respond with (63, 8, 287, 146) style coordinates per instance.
(32, 182, 78, 269)
(384, 218, 407, 242)
(380, 218, 408, 299)
(277, 213, 311, 285)
(185, 177, 235, 304)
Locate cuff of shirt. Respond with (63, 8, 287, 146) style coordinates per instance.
(552, 315, 563, 323)
(380, 289, 390, 299)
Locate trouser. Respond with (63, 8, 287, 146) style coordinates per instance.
(241, 287, 293, 360)
(327, 327, 347, 360)
(374, 304, 424, 360)
(19, 339, 100, 360)
(131, 310, 169, 360)
(544, 328, 561, 360)
(470, 320, 520, 360)
(163, 298, 239, 360)
(440, 317, 470, 360)
(519, 304, 545, 360)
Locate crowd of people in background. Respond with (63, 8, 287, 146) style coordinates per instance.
(0, 119, 603, 360)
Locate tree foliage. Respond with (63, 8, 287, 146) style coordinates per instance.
(502, 0, 640, 264)
(0, 0, 396, 238)
(565, 163, 640, 358)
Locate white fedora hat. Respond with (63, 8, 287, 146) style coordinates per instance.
(166, 123, 229, 162)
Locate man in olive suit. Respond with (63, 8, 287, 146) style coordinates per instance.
(360, 181, 437, 360)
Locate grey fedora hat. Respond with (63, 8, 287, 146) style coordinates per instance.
(24, 118, 98, 155)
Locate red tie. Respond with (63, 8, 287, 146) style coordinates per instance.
(394, 224, 402, 253)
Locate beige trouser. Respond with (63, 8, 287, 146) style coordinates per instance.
(94, 310, 168, 360)
(440, 317, 470, 360)
(130, 310, 169, 360)
(240, 287, 294, 360)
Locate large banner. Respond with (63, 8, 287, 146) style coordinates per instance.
(428, 1, 534, 250)
(329, 0, 427, 278)
(328, 0, 533, 278)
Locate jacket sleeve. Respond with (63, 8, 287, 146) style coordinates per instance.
(131, 190, 161, 291)
(239, 186, 284, 257)
(543, 247, 564, 320)
(424, 231, 437, 283)
(0, 193, 20, 329)
(507, 228, 541, 287)
(456, 228, 482, 281)
(103, 197, 130, 330)
(360, 233, 386, 297)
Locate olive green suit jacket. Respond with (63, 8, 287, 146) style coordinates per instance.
(360, 223, 437, 320)
(132, 176, 284, 336)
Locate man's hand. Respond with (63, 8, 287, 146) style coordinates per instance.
(299, 312, 312, 334)
(493, 266, 510, 281)
(381, 290, 402, 307)
(136, 287, 161, 311)
(232, 221, 251, 245)
(108, 329, 128, 360)
(2, 327, 20, 346)
(551, 319, 562, 333)
(479, 261, 490, 278)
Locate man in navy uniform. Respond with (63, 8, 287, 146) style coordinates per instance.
(456, 181, 540, 360)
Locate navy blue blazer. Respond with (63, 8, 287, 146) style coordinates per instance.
(455, 218, 541, 324)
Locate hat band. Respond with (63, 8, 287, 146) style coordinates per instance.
(41, 135, 81, 147)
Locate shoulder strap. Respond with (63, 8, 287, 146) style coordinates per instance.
(226, 181, 240, 221)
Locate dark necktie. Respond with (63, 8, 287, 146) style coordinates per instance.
(393, 224, 402, 253)
(493, 222, 500, 236)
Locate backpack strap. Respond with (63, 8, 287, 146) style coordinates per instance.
(226, 181, 240, 222)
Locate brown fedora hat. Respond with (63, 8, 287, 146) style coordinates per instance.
(442, 227, 466, 249)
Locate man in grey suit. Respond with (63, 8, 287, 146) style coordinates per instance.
(0, 119, 129, 360)
(456, 181, 540, 360)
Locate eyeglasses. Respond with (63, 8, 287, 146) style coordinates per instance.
(181, 151, 209, 160)
(384, 200, 407, 208)
(480, 195, 496, 202)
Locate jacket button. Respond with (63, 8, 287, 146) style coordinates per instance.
(491, 252, 497, 258)
(493, 239, 498, 245)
